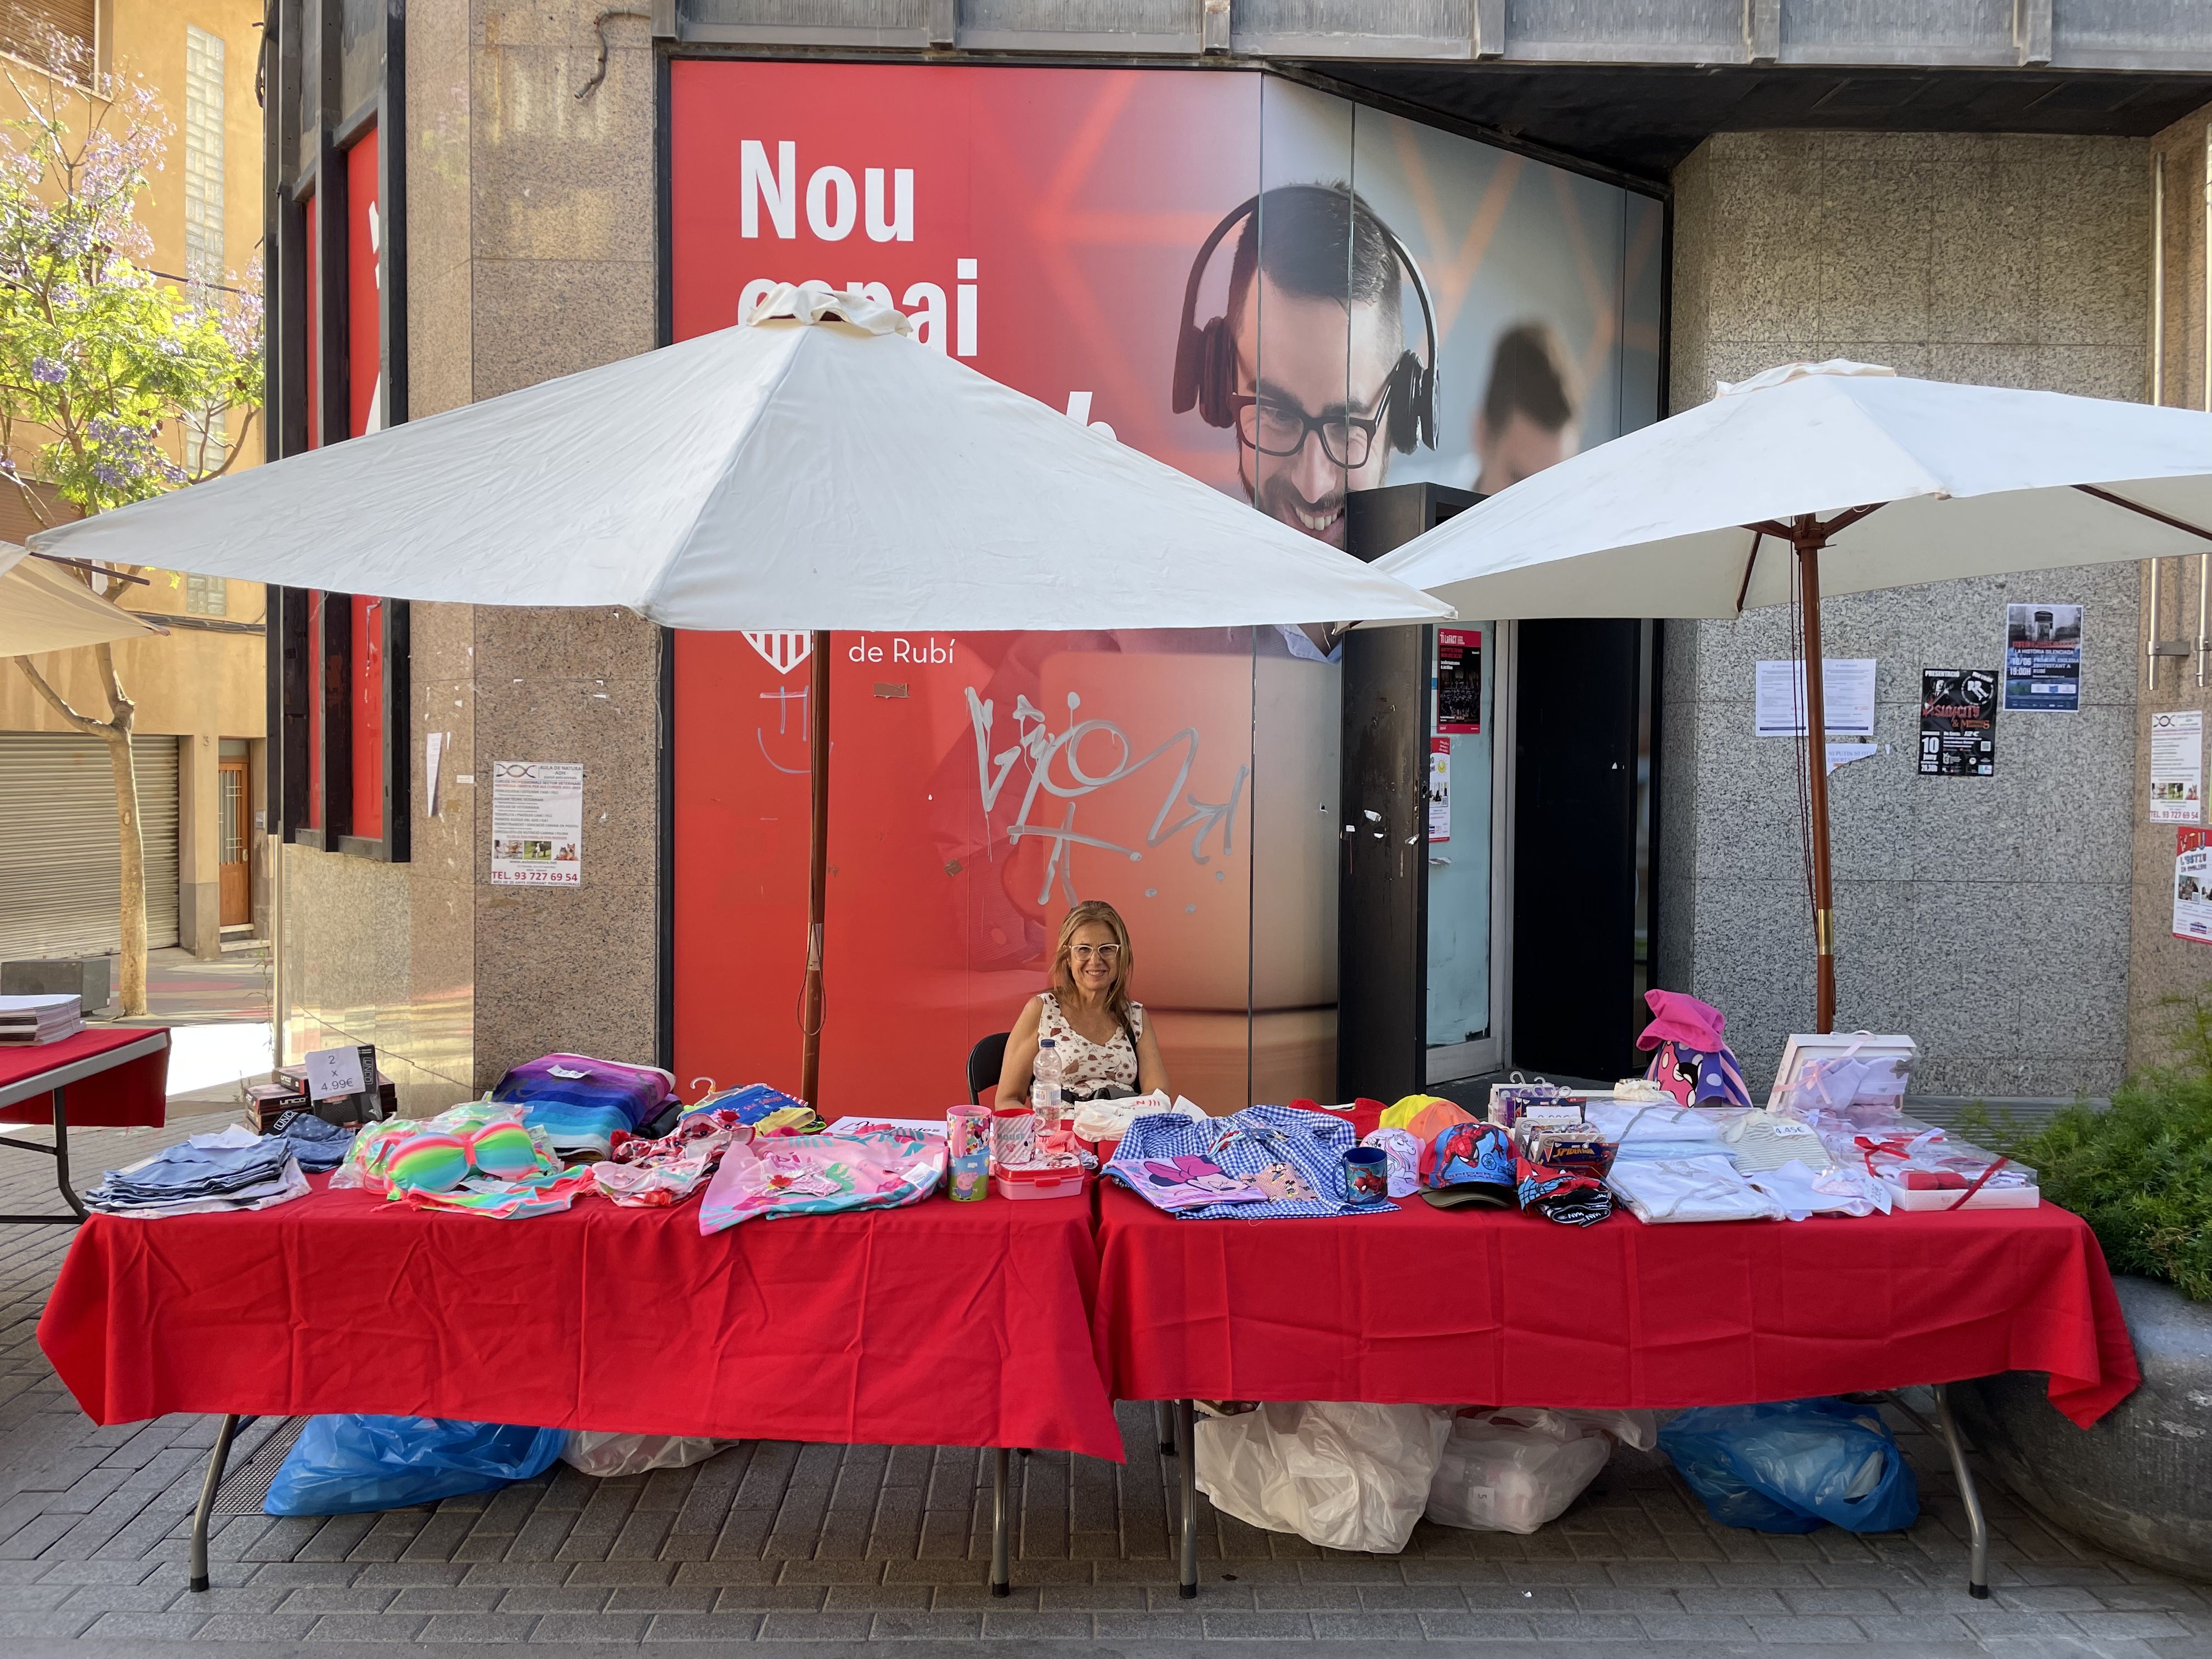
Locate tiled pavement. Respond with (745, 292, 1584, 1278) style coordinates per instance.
(0, 1115, 2206, 1656)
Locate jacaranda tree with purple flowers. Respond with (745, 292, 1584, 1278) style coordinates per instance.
(1, 31, 263, 1014)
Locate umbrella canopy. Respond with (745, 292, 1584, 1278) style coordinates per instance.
(1375, 360, 2212, 622)
(30, 285, 1450, 631)
(1373, 359, 2212, 1037)
(29, 284, 1447, 1112)
(0, 546, 166, 654)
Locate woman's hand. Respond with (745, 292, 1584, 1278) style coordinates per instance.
(993, 996, 1046, 1111)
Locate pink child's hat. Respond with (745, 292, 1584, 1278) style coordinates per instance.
(1635, 989, 1729, 1053)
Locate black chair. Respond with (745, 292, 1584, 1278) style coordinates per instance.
(967, 1032, 1011, 1105)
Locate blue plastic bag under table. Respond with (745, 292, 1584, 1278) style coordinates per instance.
(1658, 1397, 1918, 1534)
(265, 1415, 566, 1516)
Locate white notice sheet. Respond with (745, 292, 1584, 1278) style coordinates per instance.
(491, 761, 584, 886)
(1755, 658, 1877, 738)
(2151, 711, 2204, 825)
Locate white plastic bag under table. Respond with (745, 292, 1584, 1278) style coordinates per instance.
(1194, 1401, 1452, 1555)
(1424, 1408, 1656, 1534)
(560, 1431, 732, 1479)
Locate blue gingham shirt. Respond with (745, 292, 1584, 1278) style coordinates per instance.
(1108, 1103, 1388, 1220)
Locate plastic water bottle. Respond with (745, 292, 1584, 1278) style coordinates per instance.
(1031, 1038, 1064, 1130)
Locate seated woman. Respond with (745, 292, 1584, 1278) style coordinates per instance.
(995, 900, 1170, 1110)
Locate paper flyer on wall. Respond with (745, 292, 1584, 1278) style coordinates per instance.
(1754, 658, 1876, 737)
(2003, 602, 2082, 712)
(491, 761, 585, 886)
(2150, 710, 2204, 824)
(1917, 669, 1996, 776)
(1825, 742, 1878, 775)
(425, 732, 447, 817)
(2176, 828, 2212, 944)
(1436, 630, 1482, 734)
(1428, 737, 1451, 843)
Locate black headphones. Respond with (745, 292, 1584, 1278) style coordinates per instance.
(1171, 185, 1440, 455)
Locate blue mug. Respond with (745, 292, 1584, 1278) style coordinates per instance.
(1344, 1146, 1389, 1205)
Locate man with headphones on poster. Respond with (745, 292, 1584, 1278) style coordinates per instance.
(1173, 183, 1438, 558)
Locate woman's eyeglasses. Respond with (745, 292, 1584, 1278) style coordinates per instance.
(1069, 944, 1122, 963)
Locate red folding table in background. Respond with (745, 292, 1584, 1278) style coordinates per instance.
(1093, 1184, 2141, 1601)
(0, 1026, 170, 1226)
(38, 1178, 1120, 1593)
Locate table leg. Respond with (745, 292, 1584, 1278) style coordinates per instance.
(1154, 1400, 1175, 1456)
(990, 1447, 1011, 1598)
(1931, 1384, 1990, 1599)
(1175, 1399, 1197, 1599)
(0, 1087, 88, 1227)
(50, 1087, 85, 1221)
(189, 1414, 242, 1593)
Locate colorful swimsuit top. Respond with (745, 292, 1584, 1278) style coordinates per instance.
(1037, 991, 1144, 1092)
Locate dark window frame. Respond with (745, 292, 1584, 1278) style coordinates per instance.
(266, 0, 409, 864)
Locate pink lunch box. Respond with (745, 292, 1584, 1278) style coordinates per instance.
(994, 1165, 1088, 1201)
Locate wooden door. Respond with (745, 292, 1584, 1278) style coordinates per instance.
(218, 759, 250, 927)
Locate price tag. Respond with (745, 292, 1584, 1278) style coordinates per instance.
(302, 1045, 368, 1102)
(1521, 1103, 1584, 1128)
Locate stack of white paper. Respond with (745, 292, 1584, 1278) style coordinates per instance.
(0, 994, 83, 1045)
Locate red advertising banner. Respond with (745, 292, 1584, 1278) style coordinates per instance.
(302, 188, 319, 450)
(668, 62, 1660, 1114)
(346, 128, 380, 441)
(347, 127, 385, 840)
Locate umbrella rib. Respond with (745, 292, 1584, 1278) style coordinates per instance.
(25, 552, 150, 586)
(1741, 505, 1886, 545)
(2074, 484, 2212, 545)
(1736, 532, 1763, 616)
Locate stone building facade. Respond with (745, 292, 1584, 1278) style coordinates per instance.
(271, 0, 2212, 1111)
(1660, 131, 2154, 1097)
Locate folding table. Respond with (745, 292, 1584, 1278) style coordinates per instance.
(0, 1026, 170, 1225)
(1094, 1185, 2140, 1602)
(38, 1177, 1121, 1593)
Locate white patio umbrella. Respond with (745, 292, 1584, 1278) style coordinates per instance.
(32, 285, 1444, 632)
(1375, 359, 2212, 1032)
(32, 284, 1451, 1101)
(0, 545, 166, 654)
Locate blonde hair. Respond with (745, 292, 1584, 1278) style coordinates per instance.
(1050, 900, 1135, 1037)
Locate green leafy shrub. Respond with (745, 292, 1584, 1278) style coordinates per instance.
(1976, 994, 2212, 1302)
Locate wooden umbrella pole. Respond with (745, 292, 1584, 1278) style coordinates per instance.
(799, 629, 832, 1107)
(1795, 526, 1837, 1034)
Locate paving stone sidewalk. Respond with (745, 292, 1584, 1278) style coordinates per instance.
(0, 1114, 2204, 1656)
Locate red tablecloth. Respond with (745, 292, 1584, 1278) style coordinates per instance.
(40, 1179, 1124, 1460)
(0, 1027, 168, 1127)
(1095, 1187, 2140, 1429)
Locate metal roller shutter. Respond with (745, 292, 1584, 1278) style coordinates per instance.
(0, 732, 180, 959)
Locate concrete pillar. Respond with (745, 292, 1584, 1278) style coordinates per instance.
(2129, 103, 2212, 1074)
(176, 731, 223, 960)
(1664, 131, 2148, 1101)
